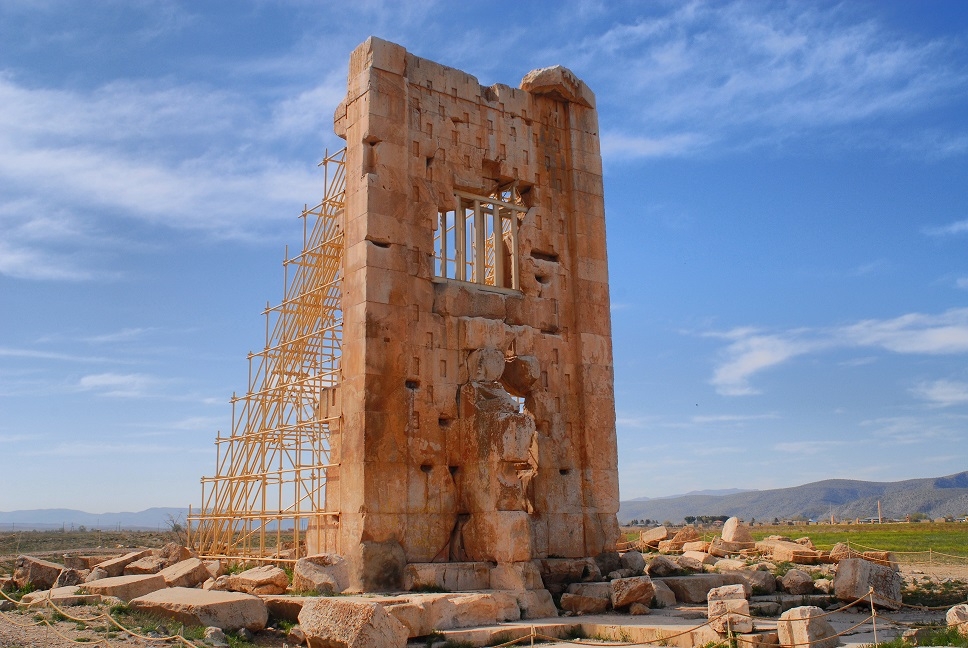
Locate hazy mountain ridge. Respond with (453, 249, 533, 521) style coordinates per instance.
(0, 507, 189, 531)
(619, 472, 968, 524)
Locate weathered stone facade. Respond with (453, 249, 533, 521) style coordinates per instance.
(312, 37, 619, 590)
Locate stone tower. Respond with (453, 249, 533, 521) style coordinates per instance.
(324, 37, 620, 591)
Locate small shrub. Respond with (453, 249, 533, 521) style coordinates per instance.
(410, 583, 450, 593)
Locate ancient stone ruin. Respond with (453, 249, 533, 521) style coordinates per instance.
(188, 37, 620, 592)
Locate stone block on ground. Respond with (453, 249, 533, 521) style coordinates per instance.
(828, 543, 859, 562)
(94, 550, 153, 578)
(610, 575, 655, 609)
(156, 543, 193, 567)
(53, 568, 83, 588)
(833, 558, 902, 610)
(516, 589, 558, 619)
(682, 541, 710, 553)
(560, 592, 609, 614)
(777, 605, 839, 648)
(81, 574, 167, 602)
(159, 557, 212, 589)
(646, 555, 679, 577)
(947, 603, 968, 637)
(861, 551, 898, 570)
(714, 559, 747, 572)
(225, 565, 289, 595)
(566, 581, 612, 601)
(671, 526, 700, 544)
(709, 598, 753, 634)
(708, 583, 752, 633)
(722, 517, 755, 543)
(756, 539, 822, 564)
(730, 569, 776, 595)
(298, 597, 407, 648)
(619, 550, 646, 575)
(84, 567, 108, 583)
(293, 554, 349, 595)
(130, 587, 268, 632)
(652, 580, 677, 607)
(13, 555, 63, 591)
(640, 526, 669, 546)
(21, 585, 101, 607)
(124, 555, 167, 575)
(710, 537, 756, 557)
(658, 574, 728, 603)
(781, 569, 815, 595)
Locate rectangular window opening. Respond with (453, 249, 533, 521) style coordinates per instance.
(433, 186, 527, 291)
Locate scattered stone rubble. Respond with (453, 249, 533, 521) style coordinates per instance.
(3, 515, 942, 647)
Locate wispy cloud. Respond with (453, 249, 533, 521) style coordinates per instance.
(911, 380, 968, 408)
(923, 218, 968, 237)
(709, 308, 968, 395)
(576, 2, 966, 159)
(0, 347, 119, 363)
(82, 328, 155, 344)
(76, 373, 161, 398)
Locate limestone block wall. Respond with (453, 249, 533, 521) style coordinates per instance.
(332, 37, 618, 591)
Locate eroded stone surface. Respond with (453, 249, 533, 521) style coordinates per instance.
(298, 597, 407, 648)
(777, 606, 838, 648)
(833, 558, 902, 610)
(130, 587, 268, 632)
(13, 555, 63, 591)
(947, 604, 968, 637)
(225, 565, 289, 595)
(82, 574, 166, 602)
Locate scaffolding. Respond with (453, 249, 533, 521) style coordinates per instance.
(187, 149, 346, 563)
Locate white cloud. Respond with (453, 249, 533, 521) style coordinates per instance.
(708, 308, 968, 395)
(577, 2, 966, 158)
(76, 373, 160, 398)
(0, 347, 118, 363)
(924, 219, 968, 236)
(82, 328, 156, 344)
(911, 380, 968, 408)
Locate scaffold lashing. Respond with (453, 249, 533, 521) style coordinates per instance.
(187, 148, 346, 562)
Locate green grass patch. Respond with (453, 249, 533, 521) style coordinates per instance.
(751, 523, 968, 556)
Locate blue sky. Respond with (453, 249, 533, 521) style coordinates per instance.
(2, 1, 967, 512)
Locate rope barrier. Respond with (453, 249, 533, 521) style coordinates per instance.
(0, 586, 202, 647)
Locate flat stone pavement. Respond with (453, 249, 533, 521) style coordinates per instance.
(417, 605, 948, 647)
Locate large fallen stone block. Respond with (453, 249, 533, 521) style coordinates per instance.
(159, 557, 211, 589)
(298, 597, 407, 648)
(13, 555, 63, 591)
(130, 587, 267, 632)
(781, 569, 815, 595)
(708, 584, 752, 634)
(53, 568, 83, 588)
(646, 555, 679, 577)
(94, 550, 153, 578)
(81, 574, 167, 602)
(861, 551, 898, 570)
(828, 543, 860, 562)
(640, 525, 669, 544)
(777, 606, 839, 648)
(756, 539, 823, 564)
(833, 558, 902, 610)
(293, 554, 349, 595)
(21, 585, 101, 607)
(947, 603, 968, 637)
(566, 581, 612, 601)
(124, 555, 167, 575)
(610, 575, 655, 609)
(516, 589, 558, 619)
(709, 537, 756, 557)
(225, 565, 289, 595)
(658, 574, 730, 603)
(619, 550, 646, 575)
(385, 600, 431, 638)
(647, 580, 674, 608)
(722, 517, 755, 543)
(560, 593, 609, 614)
(729, 568, 777, 595)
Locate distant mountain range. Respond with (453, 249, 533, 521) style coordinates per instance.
(0, 507, 189, 531)
(619, 472, 968, 524)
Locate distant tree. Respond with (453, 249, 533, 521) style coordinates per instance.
(684, 516, 696, 524)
